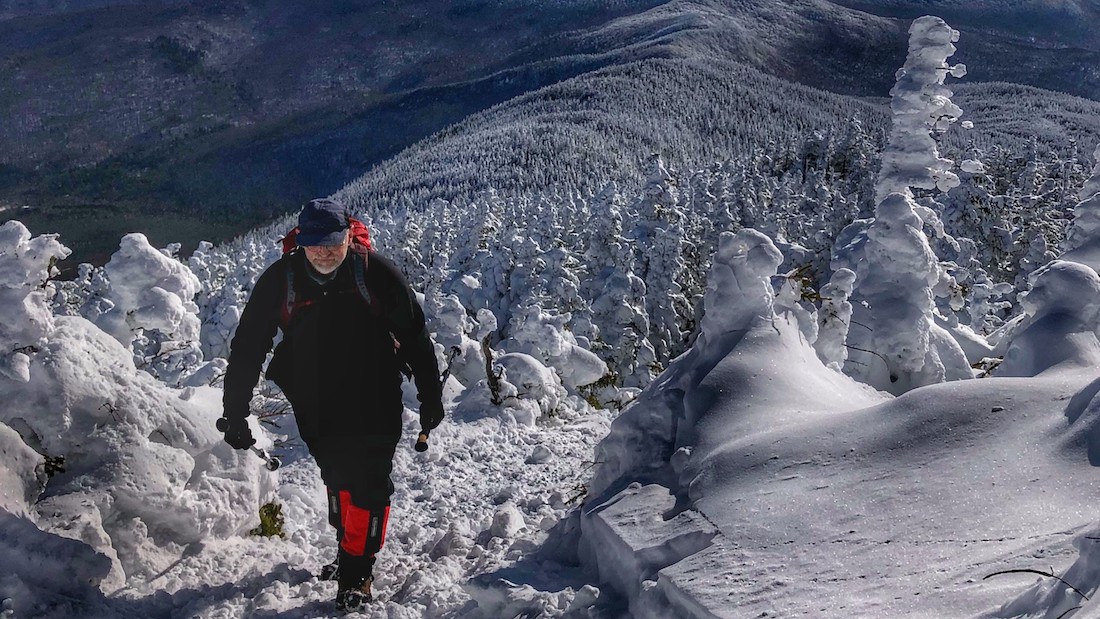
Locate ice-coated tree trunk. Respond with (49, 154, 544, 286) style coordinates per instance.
(876, 16, 966, 204)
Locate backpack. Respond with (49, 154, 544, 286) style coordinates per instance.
(280, 217, 373, 255)
(278, 217, 378, 329)
(276, 218, 412, 378)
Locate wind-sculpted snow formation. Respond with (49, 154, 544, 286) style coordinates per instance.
(579, 224, 1100, 616)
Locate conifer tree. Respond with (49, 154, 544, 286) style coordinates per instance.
(631, 153, 690, 360)
(1063, 144, 1100, 256)
(853, 16, 971, 394)
(875, 16, 966, 205)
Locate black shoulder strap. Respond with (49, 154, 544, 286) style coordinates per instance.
(281, 254, 297, 328)
(353, 250, 404, 363)
(281, 251, 381, 328)
(351, 250, 381, 318)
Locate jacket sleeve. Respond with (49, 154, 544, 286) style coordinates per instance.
(222, 261, 284, 420)
(372, 253, 442, 407)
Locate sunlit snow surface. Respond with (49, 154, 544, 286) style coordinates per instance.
(95, 384, 614, 618)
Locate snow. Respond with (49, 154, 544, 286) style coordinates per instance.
(4, 219, 1100, 619)
(3, 200, 1098, 618)
(580, 282, 1100, 618)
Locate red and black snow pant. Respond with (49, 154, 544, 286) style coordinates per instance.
(308, 435, 397, 587)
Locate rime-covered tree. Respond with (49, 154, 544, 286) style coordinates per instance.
(581, 182, 631, 301)
(851, 16, 971, 394)
(875, 16, 966, 204)
(0, 221, 70, 382)
(852, 193, 970, 393)
(590, 270, 657, 388)
(631, 153, 690, 360)
(1062, 144, 1100, 269)
(95, 234, 206, 386)
(815, 268, 856, 371)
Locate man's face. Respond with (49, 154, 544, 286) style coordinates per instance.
(302, 230, 350, 274)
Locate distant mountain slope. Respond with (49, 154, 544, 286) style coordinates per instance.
(339, 56, 1100, 214)
(0, 0, 666, 265)
(6, 0, 1100, 266)
(339, 57, 890, 210)
(649, 0, 1100, 100)
(952, 82, 1100, 153)
(826, 0, 1100, 51)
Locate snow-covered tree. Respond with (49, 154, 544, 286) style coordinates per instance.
(590, 270, 657, 389)
(875, 16, 966, 204)
(632, 153, 691, 360)
(815, 268, 856, 370)
(848, 16, 973, 395)
(1062, 144, 1100, 270)
(0, 221, 71, 381)
(851, 193, 970, 393)
(425, 292, 486, 387)
(95, 233, 206, 385)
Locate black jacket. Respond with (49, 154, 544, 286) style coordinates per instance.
(223, 249, 441, 442)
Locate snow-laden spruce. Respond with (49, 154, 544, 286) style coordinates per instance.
(0, 223, 274, 617)
(94, 233, 211, 386)
(1062, 144, 1100, 271)
(875, 15, 966, 204)
(0, 221, 70, 382)
(847, 15, 973, 395)
(851, 192, 970, 393)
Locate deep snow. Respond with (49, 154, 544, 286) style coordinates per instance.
(3, 230, 1100, 619)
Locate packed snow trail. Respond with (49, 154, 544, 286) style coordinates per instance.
(104, 390, 616, 618)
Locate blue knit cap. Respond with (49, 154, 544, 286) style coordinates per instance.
(297, 198, 349, 246)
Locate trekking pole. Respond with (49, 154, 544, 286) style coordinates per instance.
(251, 446, 282, 471)
(216, 418, 281, 471)
(414, 350, 459, 454)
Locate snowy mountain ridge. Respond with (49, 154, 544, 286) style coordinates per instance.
(5, 0, 1100, 268)
(3, 9, 1100, 619)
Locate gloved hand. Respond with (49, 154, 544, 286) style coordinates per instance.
(219, 416, 255, 450)
(419, 400, 444, 431)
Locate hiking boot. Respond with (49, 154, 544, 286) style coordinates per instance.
(319, 558, 339, 582)
(335, 576, 372, 612)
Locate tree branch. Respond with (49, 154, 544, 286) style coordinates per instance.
(983, 568, 1089, 601)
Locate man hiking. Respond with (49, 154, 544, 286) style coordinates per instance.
(219, 197, 444, 611)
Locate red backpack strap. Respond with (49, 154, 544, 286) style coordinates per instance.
(281, 228, 300, 254)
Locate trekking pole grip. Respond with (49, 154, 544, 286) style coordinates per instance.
(415, 431, 430, 452)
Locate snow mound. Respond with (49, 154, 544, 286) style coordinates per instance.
(1, 318, 274, 596)
(584, 302, 1100, 616)
(997, 260, 1100, 376)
